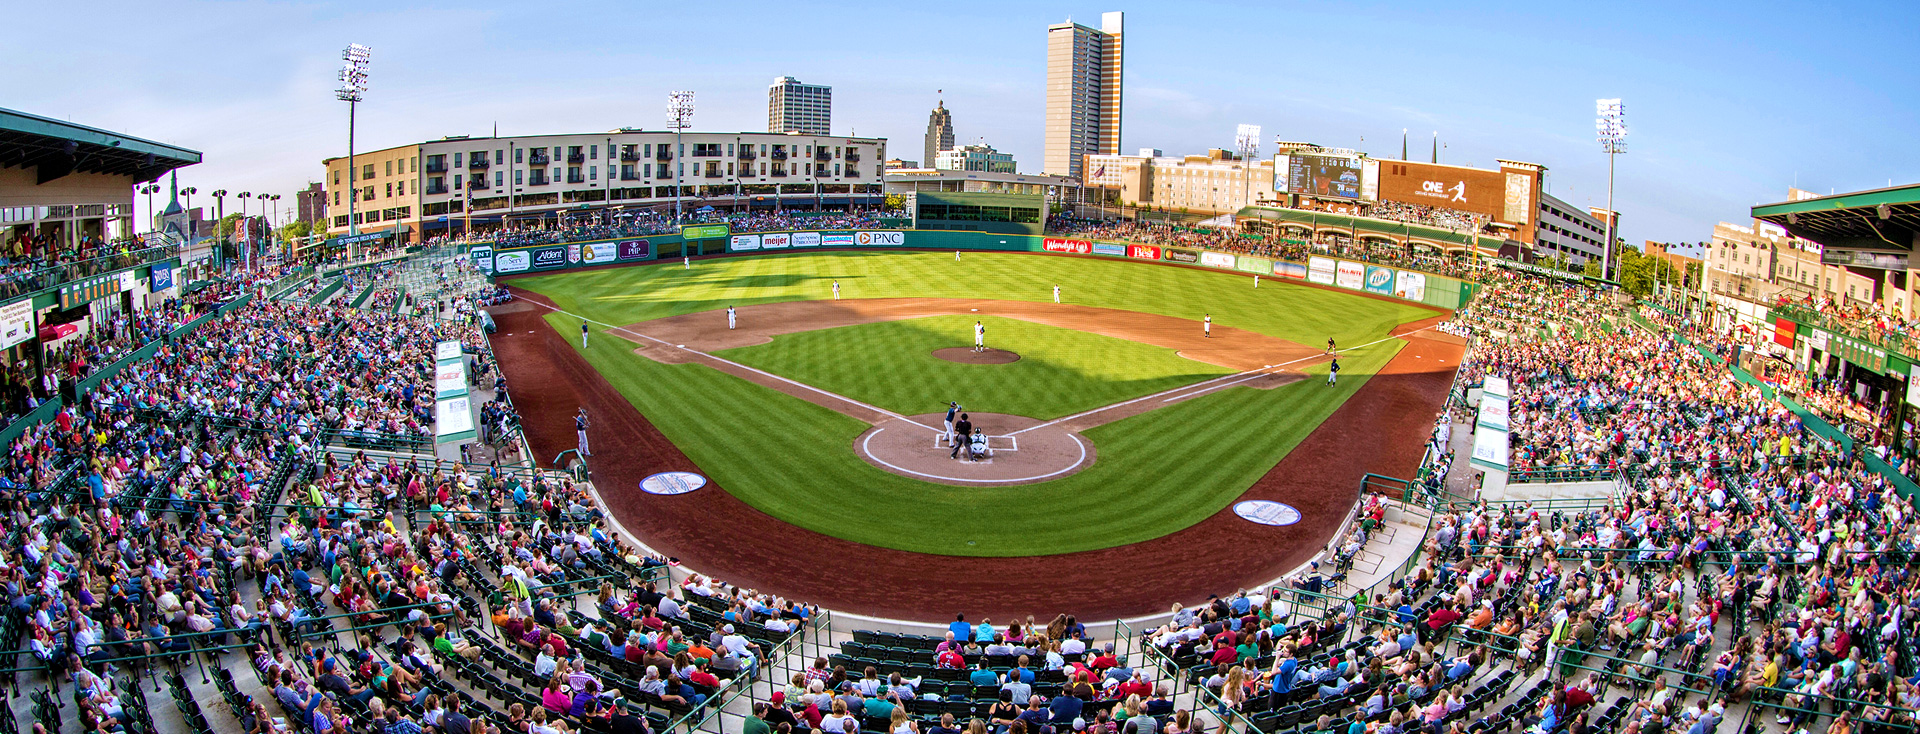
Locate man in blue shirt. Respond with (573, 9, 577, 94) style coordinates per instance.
(949, 614, 972, 643)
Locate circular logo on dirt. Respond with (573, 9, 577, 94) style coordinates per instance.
(640, 471, 707, 495)
(1233, 500, 1301, 527)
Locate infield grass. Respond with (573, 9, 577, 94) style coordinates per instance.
(517, 251, 1434, 556)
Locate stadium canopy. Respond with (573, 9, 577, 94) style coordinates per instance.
(0, 107, 201, 185)
(1752, 183, 1920, 258)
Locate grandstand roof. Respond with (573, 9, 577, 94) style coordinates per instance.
(1752, 182, 1920, 252)
(0, 107, 201, 185)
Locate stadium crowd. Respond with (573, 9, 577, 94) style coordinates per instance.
(1042, 218, 1480, 280)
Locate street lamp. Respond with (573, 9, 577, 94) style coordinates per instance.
(667, 91, 694, 224)
(1596, 98, 1627, 281)
(1235, 123, 1261, 218)
(180, 187, 197, 243)
(338, 43, 373, 236)
(237, 192, 253, 268)
(137, 183, 162, 233)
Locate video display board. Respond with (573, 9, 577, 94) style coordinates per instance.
(1287, 154, 1364, 199)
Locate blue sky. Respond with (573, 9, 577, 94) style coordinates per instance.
(6, 0, 1915, 248)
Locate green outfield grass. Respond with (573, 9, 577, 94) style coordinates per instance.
(717, 315, 1234, 420)
(515, 251, 1433, 556)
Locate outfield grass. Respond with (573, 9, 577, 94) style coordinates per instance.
(717, 315, 1234, 420)
(516, 252, 1431, 556)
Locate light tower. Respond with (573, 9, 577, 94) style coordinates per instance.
(667, 91, 695, 223)
(337, 44, 372, 236)
(1596, 98, 1627, 281)
(1234, 124, 1262, 213)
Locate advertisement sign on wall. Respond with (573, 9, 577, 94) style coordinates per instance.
(1127, 245, 1161, 260)
(1908, 369, 1920, 408)
(618, 240, 651, 260)
(581, 242, 617, 263)
(680, 223, 730, 240)
(1274, 261, 1308, 279)
(1166, 249, 1199, 263)
(469, 246, 494, 273)
(856, 231, 904, 246)
(566, 244, 582, 264)
(791, 232, 822, 247)
(1237, 256, 1271, 274)
(495, 251, 531, 273)
(730, 235, 762, 251)
(1335, 260, 1365, 289)
(151, 263, 174, 291)
(823, 233, 855, 246)
(762, 233, 792, 248)
(531, 247, 568, 270)
(1364, 265, 1395, 294)
(1043, 238, 1092, 253)
(1375, 160, 1508, 221)
(1395, 270, 1427, 301)
(0, 300, 35, 349)
(1200, 252, 1237, 269)
(1773, 318, 1798, 348)
(1308, 256, 1336, 284)
(1092, 243, 1126, 256)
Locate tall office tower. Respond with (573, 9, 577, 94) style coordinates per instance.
(768, 76, 832, 135)
(1043, 11, 1123, 179)
(924, 99, 955, 172)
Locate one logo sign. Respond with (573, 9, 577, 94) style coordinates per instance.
(567, 244, 581, 263)
(1233, 500, 1302, 527)
(581, 243, 616, 263)
(495, 251, 532, 273)
(791, 232, 822, 247)
(1127, 245, 1160, 260)
(640, 471, 708, 495)
(1042, 238, 1092, 253)
(618, 240, 651, 260)
(823, 233, 855, 246)
(1092, 242, 1125, 256)
(855, 231, 904, 246)
(762, 233, 792, 248)
(532, 248, 567, 269)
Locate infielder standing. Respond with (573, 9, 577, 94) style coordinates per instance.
(1204, 314, 1212, 338)
(1053, 285, 1061, 303)
(727, 306, 737, 330)
(581, 320, 590, 348)
(973, 321, 986, 352)
(833, 280, 841, 300)
(575, 407, 592, 457)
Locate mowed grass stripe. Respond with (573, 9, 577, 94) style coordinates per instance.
(718, 316, 1233, 420)
(521, 253, 1428, 556)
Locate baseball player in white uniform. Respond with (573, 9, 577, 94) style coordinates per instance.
(1254, 275, 1260, 289)
(1204, 314, 1212, 338)
(973, 321, 986, 352)
(955, 250, 961, 261)
(833, 280, 841, 300)
(1053, 285, 1061, 303)
(727, 306, 736, 330)
(683, 255, 690, 269)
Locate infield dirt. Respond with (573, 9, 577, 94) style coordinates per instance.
(490, 288, 1460, 622)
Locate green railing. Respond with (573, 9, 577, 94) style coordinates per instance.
(0, 243, 178, 300)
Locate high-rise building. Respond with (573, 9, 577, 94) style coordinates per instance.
(768, 77, 832, 135)
(1044, 11, 1123, 179)
(924, 100, 954, 174)
(935, 144, 1017, 174)
(295, 182, 326, 225)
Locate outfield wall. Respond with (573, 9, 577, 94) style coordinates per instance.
(479, 229, 1476, 310)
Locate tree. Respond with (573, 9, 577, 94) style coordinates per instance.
(1583, 258, 1606, 278)
(278, 220, 314, 243)
(882, 193, 905, 212)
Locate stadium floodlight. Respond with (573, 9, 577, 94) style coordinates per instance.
(1235, 124, 1262, 212)
(338, 44, 372, 236)
(667, 91, 695, 223)
(1596, 98, 1627, 281)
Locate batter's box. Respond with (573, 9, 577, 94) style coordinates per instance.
(932, 434, 1019, 452)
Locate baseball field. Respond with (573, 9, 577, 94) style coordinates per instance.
(501, 250, 1438, 558)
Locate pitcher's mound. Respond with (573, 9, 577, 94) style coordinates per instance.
(934, 347, 1020, 364)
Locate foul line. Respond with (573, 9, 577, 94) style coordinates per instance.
(1009, 325, 1435, 435)
(863, 428, 1088, 484)
(518, 298, 940, 432)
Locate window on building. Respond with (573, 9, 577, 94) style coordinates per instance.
(411, 156, 418, 172)
(385, 161, 393, 176)
(645, 144, 652, 156)
(495, 171, 503, 187)
(333, 170, 340, 185)
(496, 150, 503, 164)
(590, 166, 597, 181)
(363, 164, 375, 180)
(453, 152, 463, 168)
(514, 148, 524, 164)
(386, 183, 393, 197)
(591, 145, 598, 160)
(333, 192, 339, 206)
(398, 181, 405, 195)
(515, 170, 523, 185)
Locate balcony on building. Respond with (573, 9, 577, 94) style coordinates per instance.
(620, 150, 641, 162)
(620, 172, 643, 181)
(528, 172, 550, 186)
(737, 149, 756, 161)
(845, 151, 861, 162)
(704, 170, 724, 178)
(425, 160, 448, 173)
(770, 149, 788, 160)
(470, 178, 490, 190)
(425, 183, 449, 195)
(468, 158, 490, 169)
(529, 151, 550, 165)
(567, 152, 586, 164)
(567, 174, 586, 184)
(846, 168, 862, 178)
(771, 169, 788, 178)
(655, 149, 672, 161)
(814, 149, 832, 161)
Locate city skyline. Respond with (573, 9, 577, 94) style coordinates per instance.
(5, 0, 1916, 248)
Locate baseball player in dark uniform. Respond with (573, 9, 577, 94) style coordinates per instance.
(576, 407, 592, 456)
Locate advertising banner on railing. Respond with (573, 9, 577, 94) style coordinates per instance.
(152, 263, 175, 291)
(435, 395, 476, 445)
(823, 233, 855, 246)
(856, 231, 904, 246)
(435, 358, 469, 400)
(531, 247, 568, 270)
(0, 300, 35, 349)
(1237, 256, 1271, 274)
(1335, 260, 1365, 289)
(469, 246, 494, 273)
(1308, 256, 1336, 284)
(1395, 270, 1427, 301)
(1092, 242, 1126, 256)
(1773, 318, 1797, 348)
(1478, 394, 1509, 431)
(618, 241, 651, 260)
(1200, 252, 1237, 269)
(1364, 265, 1395, 294)
(792, 232, 822, 247)
(494, 251, 530, 273)
(1275, 261, 1308, 279)
(1482, 375, 1509, 398)
(1470, 426, 1509, 471)
(1043, 238, 1092, 253)
(762, 233, 792, 249)
(730, 235, 762, 251)
(1166, 249, 1199, 264)
(581, 242, 618, 264)
(1127, 245, 1161, 260)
